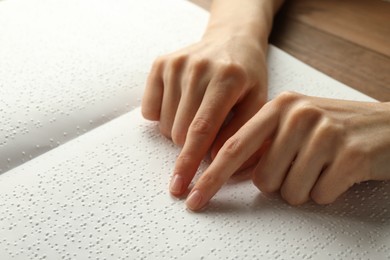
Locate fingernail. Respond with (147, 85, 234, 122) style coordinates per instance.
(170, 175, 184, 194)
(186, 190, 203, 210)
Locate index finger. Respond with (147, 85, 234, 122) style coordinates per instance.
(185, 102, 279, 211)
(169, 75, 242, 196)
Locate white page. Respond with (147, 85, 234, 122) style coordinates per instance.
(1, 0, 387, 258)
(0, 106, 388, 259)
(0, 0, 375, 173)
(0, 45, 386, 259)
(0, 0, 207, 173)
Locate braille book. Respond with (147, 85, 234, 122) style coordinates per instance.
(0, 0, 388, 259)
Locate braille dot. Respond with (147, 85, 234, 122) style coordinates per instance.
(0, 1, 387, 260)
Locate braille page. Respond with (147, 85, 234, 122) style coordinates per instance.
(0, 107, 388, 259)
(1, 0, 387, 258)
(0, 0, 207, 173)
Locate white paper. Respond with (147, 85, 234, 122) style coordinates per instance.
(1, 0, 387, 259)
(0, 0, 207, 173)
(0, 108, 388, 259)
(0, 0, 374, 174)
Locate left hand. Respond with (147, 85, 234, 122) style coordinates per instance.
(185, 91, 390, 211)
(142, 34, 268, 197)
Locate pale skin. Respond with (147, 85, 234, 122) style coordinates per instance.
(142, 0, 390, 211)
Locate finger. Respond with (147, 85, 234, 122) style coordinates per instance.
(159, 60, 185, 138)
(211, 89, 267, 174)
(310, 147, 368, 205)
(236, 139, 271, 173)
(210, 88, 266, 160)
(141, 58, 164, 120)
(280, 117, 339, 205)
(280, 140, 330, 206)
(171, 62, 210, 146)
(252, 105, 319, 194)
(185, 103, 279, 211)
(170, 72, 243, 196)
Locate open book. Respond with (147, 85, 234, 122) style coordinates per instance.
(1, 0, 388, 259)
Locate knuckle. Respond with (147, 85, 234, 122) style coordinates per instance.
(189, 58, 209, 74)
(189, 117, 213, 136)
(288, 103, 322, 126)
(274, 91, 302, 106)
(176, 153, 191, 164)
(317, 118, 335, 135)
(174, 153, 193, 172)
(200, 173, 223, 188)
(220, 63, 246, 76)
(315, 118, 344, 144)
(169, 55, 188, 71)
(148, 57, 165, 81)
(220, 137, 243, 158)
(153, 55, 166, 69)
(216, 63, 247, 91)
(186, 58, 210, 90)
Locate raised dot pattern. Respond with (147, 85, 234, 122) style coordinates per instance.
(0, 108, 388, 259)
(0, 0, 206, 173)
(0, 0, 387, 259)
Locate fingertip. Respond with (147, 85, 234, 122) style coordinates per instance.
(171, 127, 186, 147)
(169, 174, 185, 195)
(141, 105, 160, 121)
(310, 185, 338, 205)
(185, 190, 204, 211)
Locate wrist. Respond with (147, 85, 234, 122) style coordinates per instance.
(200, 29, 268, 62)
(202, 21, 269, 53)
(201, 0, 283, 54)
(205, 21, 268, 43)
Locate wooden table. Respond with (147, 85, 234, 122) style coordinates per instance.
(189, 0, 390, 102)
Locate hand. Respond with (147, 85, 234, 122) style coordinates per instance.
(185, 91, 390, 210)
(142, 33, 268, 196)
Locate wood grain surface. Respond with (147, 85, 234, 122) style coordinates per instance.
(188, 0, 390, 101)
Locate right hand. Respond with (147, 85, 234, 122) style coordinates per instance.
(184, 92, 390, 210)
(141, 33, 268, 196)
